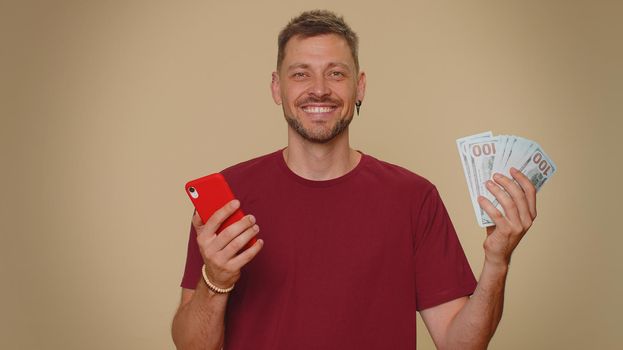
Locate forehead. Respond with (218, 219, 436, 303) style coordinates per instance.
(282, 34, 355, 68)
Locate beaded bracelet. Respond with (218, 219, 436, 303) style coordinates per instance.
(202, 264, 235, 294)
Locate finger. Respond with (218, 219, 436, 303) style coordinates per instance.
(204, 199, 241, 235)
(492, 173, 532, 228)
(485, 179, 520, 224)
(210, 214, 256, 252)
(220, 223, 260, 258)
(478, 195, 510, 232)
(229, 239, 264, 270)
(510, 167, 537, 219)
(191, 210, 204, 233)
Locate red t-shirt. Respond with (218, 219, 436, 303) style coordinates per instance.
(181, 150, 477, 349)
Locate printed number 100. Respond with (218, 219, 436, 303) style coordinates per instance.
(471, 143, 496, 157)
(532, 152, 552, 176)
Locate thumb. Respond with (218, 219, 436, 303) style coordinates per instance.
(486, 226, 496, 236)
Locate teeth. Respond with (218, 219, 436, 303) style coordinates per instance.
(303, 106, 334, 113)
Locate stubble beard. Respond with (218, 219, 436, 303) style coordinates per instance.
(284, 110, 353, 144)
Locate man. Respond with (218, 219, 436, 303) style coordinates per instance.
(172, 10, 537, 350)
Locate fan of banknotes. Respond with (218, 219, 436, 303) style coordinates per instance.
(457, 131, 557, 227)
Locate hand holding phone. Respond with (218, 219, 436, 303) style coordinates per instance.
(185, 173, 263, 291)
(185, 173, 258, 251)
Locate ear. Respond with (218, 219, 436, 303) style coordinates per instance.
(271, 72, 282, 105)
(356, 71, 366, 103)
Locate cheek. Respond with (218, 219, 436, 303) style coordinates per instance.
(284, 82, 314, 100)
(332, 83, 356, 99)
(284, 91, 303, 107)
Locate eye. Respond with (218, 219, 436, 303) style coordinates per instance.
(291, 72, 308, 80)
(329, 71, 346, 79)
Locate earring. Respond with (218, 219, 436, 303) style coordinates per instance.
(355, 100, 362, 115)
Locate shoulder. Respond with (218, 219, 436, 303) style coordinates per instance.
(360, 154, 446, 231)
(361, 153, 436, 195)
(219, 149, 284, 198)
(220, 149, 282, 179)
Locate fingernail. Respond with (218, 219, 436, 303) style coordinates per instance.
(253, 224, 259, 232)
(493, 173, 502, 180)
(248, 215, 256, 224)
(486, 180, 494, 187)
(231, 200, 240, 208)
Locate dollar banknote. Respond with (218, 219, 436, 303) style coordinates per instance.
(456, 132, 557, 227)
(456, 132, 493, 226)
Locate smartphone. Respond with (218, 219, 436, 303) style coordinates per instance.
(185, 173, 257, 251)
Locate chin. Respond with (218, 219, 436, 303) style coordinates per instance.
(286, 114, 352, 144)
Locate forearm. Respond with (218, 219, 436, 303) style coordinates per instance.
(171, 282, 229, 350)
(443, 261, 509, 349)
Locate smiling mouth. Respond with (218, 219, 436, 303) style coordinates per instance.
(301, 105, 337, 113)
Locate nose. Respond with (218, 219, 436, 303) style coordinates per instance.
(308, 75, 331, 98)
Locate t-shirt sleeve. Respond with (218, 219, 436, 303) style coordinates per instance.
(180, 222, 203, 289)
(413, 186, 477, 311)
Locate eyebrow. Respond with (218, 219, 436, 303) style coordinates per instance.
(286, 63, 310, 71)
(327, 62, 351, 71)
(286, 62, 352, 72)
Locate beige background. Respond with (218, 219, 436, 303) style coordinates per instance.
(2, 0, 621, 349)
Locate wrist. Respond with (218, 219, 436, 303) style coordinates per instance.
(195, 278, 230, 301)
(483, 256, 510, 274)
(202, 264, 235, 294)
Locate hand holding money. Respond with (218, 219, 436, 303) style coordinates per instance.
(478, 168, 538, 266)
(457, 132, 556, 227)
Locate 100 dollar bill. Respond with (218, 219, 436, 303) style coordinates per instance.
(457, 132, 557, 227)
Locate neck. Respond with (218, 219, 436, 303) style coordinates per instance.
(283, 128, 361, 181)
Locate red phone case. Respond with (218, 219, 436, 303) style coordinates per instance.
(185, 173, 257, 250)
